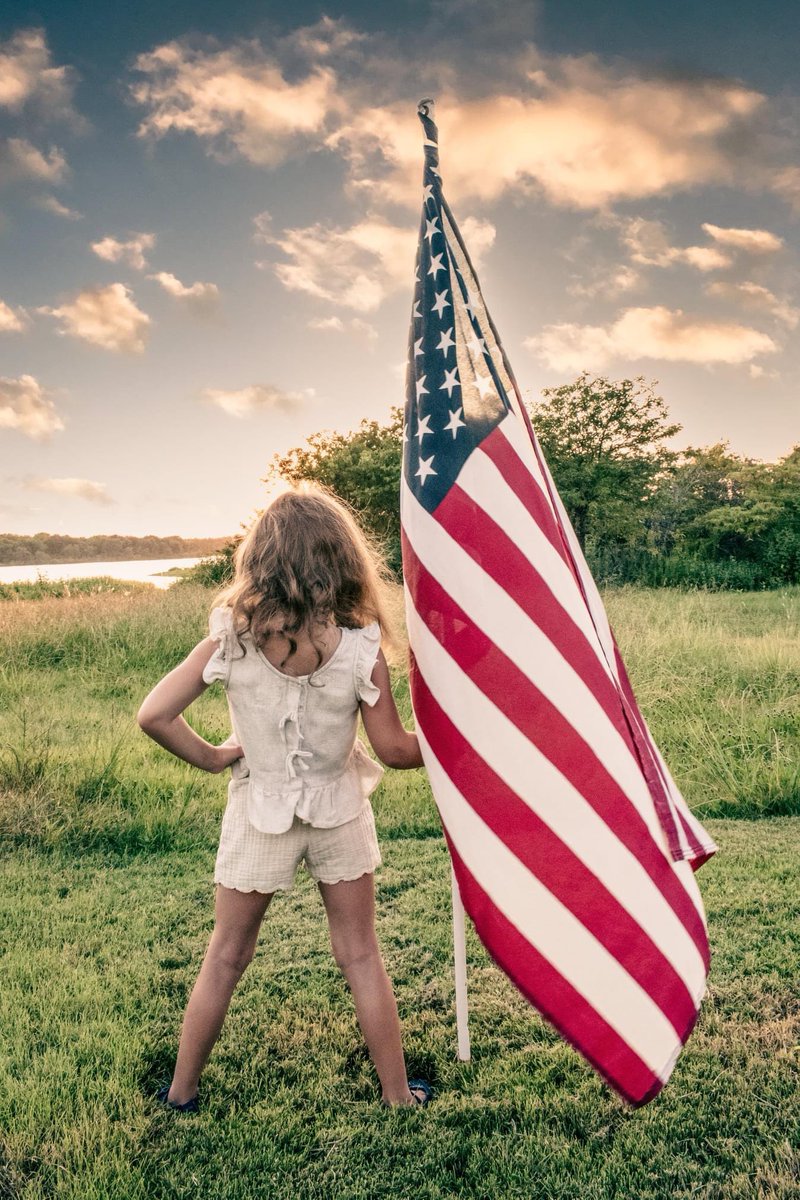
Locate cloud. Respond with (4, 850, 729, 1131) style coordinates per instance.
(31, 193, 82, 219)
(329, 67, 767, 209)
(701, 223, 784, 255)
(308, 315, 378, 339)
(524, 305, 779, 372)
(0, 27, 87, 129)
(0, 136, 68, 186)
(0, 299, 29, 332)
(129, 33, 341, 166)
(201, 383, 307, 418)
(146, 271, 220, 314)
(256, 209, 493, 312)
(92, 232, 156, 270)
(614, 217, 733, 271)
(0, 373, 64, 439)
(38, 283, 151, 352)
(704, 281, 799, 329)
(566, 264, 643, 300)
(22, 476, 114, 505)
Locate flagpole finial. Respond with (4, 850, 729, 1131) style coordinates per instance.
(417, 97, 440, 176)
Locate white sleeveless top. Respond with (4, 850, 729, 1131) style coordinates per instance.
(201, 606, 385, 834)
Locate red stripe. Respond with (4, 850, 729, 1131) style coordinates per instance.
(430, 471, 644, 768)
(410, 665, 700, 1035)
(441, 830, 667, 1106)
(480, 420, 577, 576)
(402, 529, 711, 970)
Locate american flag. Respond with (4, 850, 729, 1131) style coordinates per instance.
(400, 100, 718, 1107)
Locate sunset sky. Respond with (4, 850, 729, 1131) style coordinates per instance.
(1, 0, 798, 538)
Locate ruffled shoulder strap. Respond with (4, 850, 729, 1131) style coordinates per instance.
(353, 621, 382, 707)
(202, 606, 236, 687)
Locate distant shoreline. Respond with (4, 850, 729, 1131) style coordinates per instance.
(0, 534, 229, 568)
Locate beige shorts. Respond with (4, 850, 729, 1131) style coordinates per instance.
(214, 790, 382, 894)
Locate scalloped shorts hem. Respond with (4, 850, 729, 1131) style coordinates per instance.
(213, 801, 382, 894)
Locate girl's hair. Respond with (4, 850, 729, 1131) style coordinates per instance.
(211, 480, 399, 681)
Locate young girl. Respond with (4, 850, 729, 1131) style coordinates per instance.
(137, 482, 433, 1111)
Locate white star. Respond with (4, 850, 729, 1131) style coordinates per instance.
(413, 300, 421, 319)
(444, 407, 466, 439)
(464, 289, 480, 318)
(415, 374, 429, 401)
(440, 368, 460, 398)
(423, 183, 435, 204)
(436, 327, 454, 357)
(467, 331, 486, 357)
(415, 454, 437, 485)
(414, 337, 423, 357)
(431, 290, 450, 317)
(427, 252, 445, 278)
(402, 422, 409, 444)
(424, 216, 441, 245)
(416, 413, 434, 443)
(475, 372, 496, 401)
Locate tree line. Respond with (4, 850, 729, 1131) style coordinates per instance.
(0, 533, 229, 567)
(196, 373, 799, 590)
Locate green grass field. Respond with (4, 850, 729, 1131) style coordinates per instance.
(1, 583, 798, 1199)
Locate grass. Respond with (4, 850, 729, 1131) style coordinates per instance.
(0, 583, 799, 1197)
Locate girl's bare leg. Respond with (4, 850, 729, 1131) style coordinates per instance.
(167, 884, 274, 1104)
(318, 873, 423, 1106)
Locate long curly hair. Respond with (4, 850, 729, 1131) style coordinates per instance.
(211, 481, 399, 682)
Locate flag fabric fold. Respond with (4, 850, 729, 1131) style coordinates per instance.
(400, 98, 718, 1107)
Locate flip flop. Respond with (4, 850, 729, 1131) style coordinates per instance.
(381, 1078, 434, 1107)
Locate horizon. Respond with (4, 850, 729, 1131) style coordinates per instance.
(2, 0, 799, 537)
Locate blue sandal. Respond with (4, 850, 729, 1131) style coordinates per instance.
(408, 1078, 434, 1106)
(156, 1084, 199, 1114)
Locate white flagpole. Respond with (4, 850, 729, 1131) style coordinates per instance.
(450, 861, 471, 1059)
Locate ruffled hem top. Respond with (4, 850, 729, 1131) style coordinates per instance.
(202, 606, 385, 834)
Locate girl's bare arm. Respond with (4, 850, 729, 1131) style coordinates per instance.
(137, 638, 243, 773)
(359, 650, 424, 769)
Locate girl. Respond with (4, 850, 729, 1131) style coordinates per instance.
(137, 482, 433, 1111)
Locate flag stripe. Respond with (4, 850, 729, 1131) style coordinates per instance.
(413, 718, 688, 1075)
(408, 660, 701, 1033)
(442, 832, 670, 1105)
(401, 525, 711, 976)
(402, 467, 710, 931)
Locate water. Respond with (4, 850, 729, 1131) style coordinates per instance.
(0, 557, 205, 591)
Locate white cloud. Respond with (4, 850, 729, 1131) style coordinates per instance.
(308, 314, 378, 339)
(704, 281, 799, 329)
(23, 477, 114, 505)
(129, 35, 340, 166)
(0, 27, 86, 129)
(0, 374, 64, 439)
(257, 210, 493, 312)
(201, 383, 307, 418)
(524, 305, 779, 372)
(92, 233, 156, 270)
(146, 271, 220, 314)
(0, 299, 28, 332)
(31, 193, 83, 219)
(38, 283, 151, 352)
(701, 223, 784, 255)
(616, 217, 732, 271)
(0, 136, 68, 186)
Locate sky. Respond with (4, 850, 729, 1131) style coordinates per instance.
(1, 0, 798, 539)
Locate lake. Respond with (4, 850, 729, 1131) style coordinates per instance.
(0, 557, 205, 591)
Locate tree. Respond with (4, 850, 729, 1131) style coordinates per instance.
(526, 372, 682, 551)
(267, 408, 404, 574)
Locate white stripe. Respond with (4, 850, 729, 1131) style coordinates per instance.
(459, 437, 616, 684)
(403, 582, 708, 1001)
(402, 475, 669, 852)
(417, 723, 686, 1080)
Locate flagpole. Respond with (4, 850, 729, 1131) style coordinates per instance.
(451, 861, 471, 1060)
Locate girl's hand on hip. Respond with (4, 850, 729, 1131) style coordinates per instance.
(210, 736, 245, 774)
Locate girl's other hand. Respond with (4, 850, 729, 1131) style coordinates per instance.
(210, 736, 245, 775)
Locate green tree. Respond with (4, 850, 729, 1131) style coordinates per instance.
(526, 371, 682, 552)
